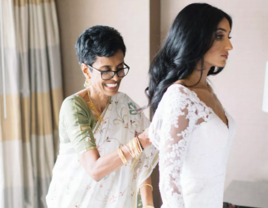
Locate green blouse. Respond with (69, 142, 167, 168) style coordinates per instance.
(59, 94, 97, 154)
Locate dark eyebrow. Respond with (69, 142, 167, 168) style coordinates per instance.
(99, 62, 125, 70)
(99, 62, 124, 68)
(217, 28, 227, 32)
(217, 28, 231, 34)
(117, 62, 124, 67)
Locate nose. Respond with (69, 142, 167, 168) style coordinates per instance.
(225, 38, 233, 51)
(112, 72, 120, 81)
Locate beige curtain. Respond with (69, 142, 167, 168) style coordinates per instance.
(0, 0, 63, 207)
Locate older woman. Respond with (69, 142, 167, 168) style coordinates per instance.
(46, 26, 158, 208)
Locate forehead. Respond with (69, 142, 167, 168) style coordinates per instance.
(217, 18, 231, 32)
(94, 50, 124, 66)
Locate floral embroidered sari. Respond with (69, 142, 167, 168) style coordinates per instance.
(46, 92, 159, 208)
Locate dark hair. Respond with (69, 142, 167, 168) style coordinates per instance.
(147, 3, 232, 114)
(75, 25, 126, 67)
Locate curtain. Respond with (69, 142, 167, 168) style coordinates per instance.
(0, 0, 63, 207)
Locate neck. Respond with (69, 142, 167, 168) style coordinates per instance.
(88, 86, 109, 112)
(184, 61, 212, 88)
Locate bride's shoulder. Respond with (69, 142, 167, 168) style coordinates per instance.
(165, 83, 193, 98)
(160, 83, 200, 112)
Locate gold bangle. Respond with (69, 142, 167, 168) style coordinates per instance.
(135, 136, 143, 151)
(125, 137, 143, 159)
(135, 137, 143, 153)
(120, 148, 127, 165)
(117, 148, 127, 166)
(133, 137, 142, 157)
(124, 145, 134, 158)
(131, 139, 139, 156)
(139, 183, 153, 191)
(130, 139, 139, 156)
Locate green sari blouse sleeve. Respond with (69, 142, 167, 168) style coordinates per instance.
(61, 95, 97, 155)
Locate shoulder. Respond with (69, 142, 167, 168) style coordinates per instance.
(61, 94, 88, 114)
(162, 84, 198, 106)
(165, 84, 193, 97)
(153, 84, 203, 119)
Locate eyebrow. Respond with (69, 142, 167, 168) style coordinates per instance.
(99, 62, 124, 69)
(217, 28, 231, 33)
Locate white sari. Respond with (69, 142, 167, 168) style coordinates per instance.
(46, 92, 159, 208)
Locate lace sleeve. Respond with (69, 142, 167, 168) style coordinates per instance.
(149, 85, 201, 207)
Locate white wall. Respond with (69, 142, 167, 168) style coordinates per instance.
(56, 0, 151, 116)
(161, 0, 268, 189)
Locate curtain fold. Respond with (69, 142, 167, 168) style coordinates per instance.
(0, 0, 63, 207)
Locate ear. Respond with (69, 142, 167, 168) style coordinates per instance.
(81, 64, 91, 79)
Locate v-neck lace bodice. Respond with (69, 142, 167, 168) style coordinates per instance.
(185, 84, 229, 129)
(149, 84, 236, 208)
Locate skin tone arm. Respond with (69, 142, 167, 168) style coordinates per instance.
(79, 128, 151, 182)
(140, 176, 154, 207)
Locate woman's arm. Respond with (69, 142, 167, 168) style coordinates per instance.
(140, 176, 154, 207)
(80, 130, 151, 182)
(80, 146, 131, 182)
(148, 85, 198, 207)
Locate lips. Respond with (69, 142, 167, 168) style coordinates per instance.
(105, 82, 118, 90)
(105, 83, 118, 87)
(221, 54, 228, 59)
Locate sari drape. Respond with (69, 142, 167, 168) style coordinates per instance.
(46, 92, 159, 208)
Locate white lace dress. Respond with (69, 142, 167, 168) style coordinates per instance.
(149, 84, 235, 208)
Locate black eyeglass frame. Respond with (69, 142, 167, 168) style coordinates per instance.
(87, 63, 130, 80)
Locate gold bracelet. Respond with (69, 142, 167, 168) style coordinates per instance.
(139, 183, 153, 191)
(135, 137, 143, 153)
(119, 148, 127, 165)
(133, 137, 142, 157)
(128, 141, 134, 157)
(131, 139, 139, 156)
(130, 139, 139, 157)
(124, 145, 134, 158)
(144, 206, 154, 208)
(120, 148, 127, 165)
(117, 148, 127, 166)
(135, 135, 144, 151)
(124, 137, 143, 159)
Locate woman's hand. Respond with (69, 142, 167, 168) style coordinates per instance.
(138, 128, 152, 149)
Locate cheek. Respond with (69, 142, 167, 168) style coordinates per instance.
(91, 75, 103, 88)
(204, 43, 221, 62)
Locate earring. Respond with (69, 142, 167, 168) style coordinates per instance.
(84, 78, 91, 88)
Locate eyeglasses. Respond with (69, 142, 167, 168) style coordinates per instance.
(87, 63, 130, 80)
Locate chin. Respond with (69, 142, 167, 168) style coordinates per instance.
(104, 89, 119, 97)
(217, 61, 226, 68)
(108, 91, 118, 96)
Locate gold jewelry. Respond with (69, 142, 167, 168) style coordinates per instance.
(130, 139, 139, 157)
(144, 206, 154, 208)
(133, 137, 142, 157)
(139, 184, 153, 191)
(134, 137, 143, 153)
(137, 134, 144, 150)
(133, 139, 140, 156)
(123, 137, 143, 159)
(129, 139, 137, 156)
(117, 148, 127, 166)
(86, 89, 103, 122)
(123, 145, 135, 158)
(84, 78, 91, 88)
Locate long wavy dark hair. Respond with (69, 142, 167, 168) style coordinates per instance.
(146, 3, 232, 114)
